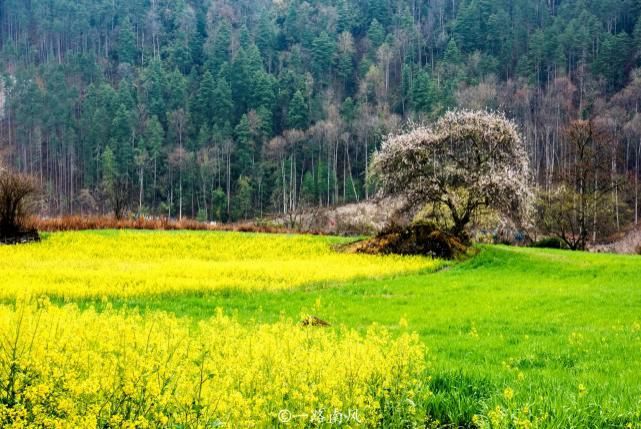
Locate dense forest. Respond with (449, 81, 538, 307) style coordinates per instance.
(0, 0, 640, 232)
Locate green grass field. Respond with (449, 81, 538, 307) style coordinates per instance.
(105, 239, 641, 428)
(2, 230, 641, 428)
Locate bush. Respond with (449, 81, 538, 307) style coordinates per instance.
(530, 236, 568, 249)
(352, 222, 468, 259)
(0, 171, 39, 242)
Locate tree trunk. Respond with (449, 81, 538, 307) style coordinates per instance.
(634, 141, 641, 225)
(138, 165, 144, 214)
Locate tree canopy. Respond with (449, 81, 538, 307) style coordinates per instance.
(372, 111, 532, 239)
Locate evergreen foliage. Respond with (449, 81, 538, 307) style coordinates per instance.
(0, 0, 639, 225)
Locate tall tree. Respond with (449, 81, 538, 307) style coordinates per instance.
(117, 17, 137, 65)
(311, 32, 336, 83)
(288, 91, 309, 130)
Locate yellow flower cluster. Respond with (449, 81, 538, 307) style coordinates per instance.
(0, 231, 440, 299)
(0, 302, 429, 428)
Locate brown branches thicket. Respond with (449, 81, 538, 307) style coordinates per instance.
(0, 171, 38, 239)
(536, 120, 621, 250)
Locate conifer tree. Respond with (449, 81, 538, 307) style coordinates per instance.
(288, 91, 308, 130)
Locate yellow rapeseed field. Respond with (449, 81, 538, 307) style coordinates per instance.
(0, 301, 429, 428)
(0, 231, 437, 428)
(0, 230, 440, 299)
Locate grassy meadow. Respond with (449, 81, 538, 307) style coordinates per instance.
(1, 230, 640, 428)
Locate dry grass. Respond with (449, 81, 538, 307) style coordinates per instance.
(271, 198, 405, 236)
(29, 215, 311, 235)
(591, 225, 641, 254)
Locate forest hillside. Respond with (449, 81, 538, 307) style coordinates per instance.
(0, 0, 639, 238)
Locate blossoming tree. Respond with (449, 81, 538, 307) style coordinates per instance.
(371, 110, 532, 240)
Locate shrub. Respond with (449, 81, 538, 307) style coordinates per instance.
(353, 222, 468, 259)
(530, 236, 568, 249)
(0, 171, 38, 241)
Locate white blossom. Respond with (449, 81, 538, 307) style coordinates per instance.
(371, 110, 533, 237)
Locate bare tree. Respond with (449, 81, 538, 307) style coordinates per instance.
(376, 44, 393, 98)
(106, 178, 132, 221)
(371, 110, 532, 241)
(0, 171, 38, 238)
(536, 120, 620, 250)
(169, 109, 187, 220)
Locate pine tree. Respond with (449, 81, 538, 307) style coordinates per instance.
(337, 32, 355, 92)
(455, 0, 482, 52)
(234, 114, 254, 177)
(166, 69, 187, 112)
(368, 0, 389, 27)
(111, 104, 134, 176)
(311, 32, 336, 82)
(256, 106, 273, 139)
(337, 0, 356, 33)
(239, 24, 251, 49)
(231, 48, 252, 115)
(101, 146, 117, 187)
(595, 32, 632, 89)
(634, 15, 641, 54)
(210, 20, 231, 73)
(190, 8, 207, 67)
(145, 116, 163, 159)
(401, 64, 413, 115)
(169, 42, 193, 74)
(412, 71, 434, 113)
(211, 187, 227, 221)
(233, 175, 253, 220)
(288, 91, 308, 129)
(145, 115, 164, 207)
(284, 1, 301, 44)
(367, 19, 385, 50)
(340, 97, 356, 125)
(212, 76, 233, 127)
(117, 78, 136, 110)
(117, 17, 137, 65)
(444, 39, 462, 65)
(144, 60, 168, 124)
(251, 72, 275, 112)
(441, 39, 466, 84)
(256, 12, 275, 64)
(193, 70, 216, 127)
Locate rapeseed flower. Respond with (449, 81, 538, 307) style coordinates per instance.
(0, 231, 440, 299)
(0, 303, 430, 428)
